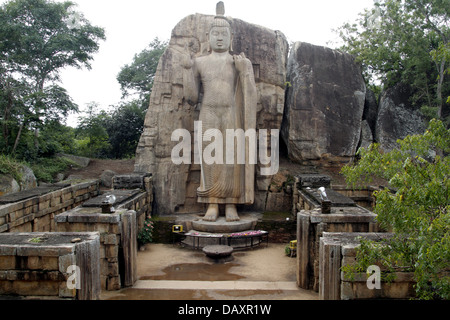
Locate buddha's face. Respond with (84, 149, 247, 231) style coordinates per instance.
(209, 26, 231, 53)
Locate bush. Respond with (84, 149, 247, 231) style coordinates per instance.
(30, 156, 80, 183)
(341, 119, 450, 299)
(137, 218, 154, 245)
(0, 154, 26, 182)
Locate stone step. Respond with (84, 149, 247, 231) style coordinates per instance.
(133, 280, 299, 291)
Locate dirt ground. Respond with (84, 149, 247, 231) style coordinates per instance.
(63, 156, 351, 186)
(64, 158, 135, 180)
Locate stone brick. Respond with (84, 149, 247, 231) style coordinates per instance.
(103, 234, 119, 245)
(9, 221, 32, 233)
(0, 280, 13, 294)
(12, 280, 59, 296)
(27, 256, 40, 269)
(105, 244, 118, 259)
(58, 254, 76, 274)
(8, 209, 24, 222)
(107, 262, 119, 277)
(0, 224, 9, 233)
(0, 256, 16, 270)
(62, 191, 73, 202)
(59, 281, 76, 298)
(0, 246, 16, 256)
(108, 223, 121, 234)
(106, 276, 121, 291)
(40, 257, 59, 270)
(51, 195, 62, 207)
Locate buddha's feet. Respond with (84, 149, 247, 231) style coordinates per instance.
(225, 204, 240, 222)
(203, 204, 219, 222)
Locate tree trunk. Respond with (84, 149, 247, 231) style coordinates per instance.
(436, 59, 445, 119)
(2, 91, 12, 148)
(12, 122, 24, 154)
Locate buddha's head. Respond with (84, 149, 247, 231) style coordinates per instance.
(208, 2, 233, 53)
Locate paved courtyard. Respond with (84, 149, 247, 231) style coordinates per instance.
(100, 243, 318, 300)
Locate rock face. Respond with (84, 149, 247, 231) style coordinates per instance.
(375, 83, 426, 152)
(281, 42, 366, 165)
(0, 174, 20, 197)
(0, 165, 37, 197)
(134, 13, 289, 215)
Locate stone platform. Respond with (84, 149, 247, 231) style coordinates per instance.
(174, 212, 262, 234)
(171, 212, 268, 250)
(191, 216, 258, 233)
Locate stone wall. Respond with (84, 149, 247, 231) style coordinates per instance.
(55, 209, 138, 291)
(319, 232, 417, 300)
(0, 232, 100, 300)
(113, 173, 153, 232)
(0, 180, 100, 233)
(297, 208, 378, 292)
(332, 185, 380, 209)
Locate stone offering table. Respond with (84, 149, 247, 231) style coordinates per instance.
(181, 229, 269, 250)
(202, 245, 234, 260)
(0, 232, 100, 300)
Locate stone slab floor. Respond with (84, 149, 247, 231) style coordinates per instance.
(100, 243, 318, 300)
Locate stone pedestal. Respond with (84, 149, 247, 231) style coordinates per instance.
(191, 215, 258, 233)
(203, 245, 234, 262)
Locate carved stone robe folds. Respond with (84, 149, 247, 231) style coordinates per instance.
(185, 53, 257, 206)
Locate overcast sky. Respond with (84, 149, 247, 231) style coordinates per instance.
(1, 0, 376, 126)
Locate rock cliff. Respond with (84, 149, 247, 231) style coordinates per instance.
(134, 13, 289, 215)
(281, 42, 366, 166)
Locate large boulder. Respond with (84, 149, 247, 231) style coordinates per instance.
(0, 165, 37, 197)
(19, 165, 37, 190)
(375, 83, 426, 152)
(134, 13, 289, 215)
(0, 174, 20, 197)
(281, 42, 366, 165)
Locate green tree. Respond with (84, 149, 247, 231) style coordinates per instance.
(75, 102, 111, 158)
(0, 0, 105, 156)
(117, 37, 168, 103)
(341, 119, 450, 299)
(104, 100, 146, 159)
(336, 0, 449, 120)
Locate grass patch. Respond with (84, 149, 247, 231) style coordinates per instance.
(30, 156, 81, 183)
(261, 211, 292, 220)
(0, 155, 26, 182)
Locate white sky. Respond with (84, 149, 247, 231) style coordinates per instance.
(1, 0, 375, 126)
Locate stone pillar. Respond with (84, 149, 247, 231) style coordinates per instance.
(319, 238, 341, 300)
(121, 210, 137, 287)
(75, 234, 101, 300)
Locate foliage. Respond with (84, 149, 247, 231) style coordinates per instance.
(0, 0, 105, 158)
(30, 156, 79, 183)
(341, 119, 450, 299)
(0, 154, 26, 182)
(336, 0, 449, 119)
(117, 38, 168, 102)
(104, 100, 146, 159)
(137, 218, 154, 245)
(75, 102, 111, 158)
